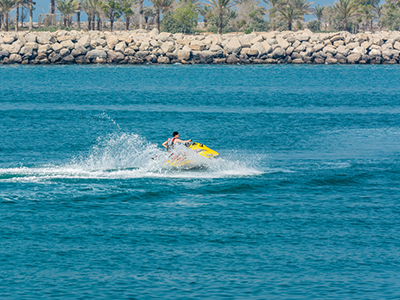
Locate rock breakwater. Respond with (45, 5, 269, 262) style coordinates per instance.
(1, 29, 400, 65)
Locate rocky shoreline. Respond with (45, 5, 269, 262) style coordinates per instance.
(1, 29, 400, 65)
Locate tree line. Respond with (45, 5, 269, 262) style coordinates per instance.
(1, 0, 400, 33)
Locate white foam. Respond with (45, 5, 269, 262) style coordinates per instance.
(0, 132, 263, 182)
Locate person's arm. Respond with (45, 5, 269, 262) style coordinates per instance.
(162, 140, 168, 149)
(175, 138, 192, 144)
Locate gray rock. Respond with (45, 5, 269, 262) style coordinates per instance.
(276, 37, 289, 50)
(49, 52, 62, 63)
(225, 37, 242, 54)
(393, 41, 400, 51)
(77, 35, 91, 48)
(226, 54, 238, 64)
(60, 48, 70, 57)
(37, 32, 56, 44)
(347, 53, 361, 64)
(3, 35, 16, 44)
(0, 50, 10, 58)
(115, 41, 127, 53)
(286, 47, 294, 55)
(25, 33, 37, 43)
(369, 49, 381, 57)
(107, 35, 119, 49)
(9, 54, 22, 63)
(272, 47, 285, 59)
(157, 56, 170, 64)
(325, 57, 337, 64)
(161, 41, 175, 53)
(51, 43, 63, 52)
(61, 55, 75, 63)
(85, 49, 107, 60)
(108, 50, 125, 62)
(291, 58, 304, 64)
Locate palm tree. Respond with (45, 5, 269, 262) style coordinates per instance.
(137, 0, 143, 28)
(51, 0, 55, 13)
(0, 0, 17, 31)
(277, 1, 303, 30)
(102, 0, 121, 31)
(263, 0, 282, 29)
(312, 4, 323, 28)
(143, 6, 154, 29)
(206, 0, 234, 34)
(373, 3, 382, 30)
(332, 0, 359, 31)
(28, 0, 32, 29)
(120, 0, 134, 30)
(151, 0, 173, 31)
(198, 5, 211, 28)
(57, 0, 78, 26)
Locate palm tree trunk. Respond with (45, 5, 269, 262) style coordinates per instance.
(88, 13, 91, 30)
(29, 1, 33, 30)
(139, 0, 143, 29)
(77, 11, 81, 28)
(344, 19, 347, 31)
(15, 4, 19, 32)
(126, 16, 129, 30)
(111, 19, 114, 32)
(288, 19, 292, 31)
(0, 13, 2, 30)
(5, 12, 9, 31)
(92, 14, 95, 30)
(97, 16, 100, 30)
(51, 0, 55, 14)
(156, 8, 160, 31)
(218, 10, 222, 34)
(64, 16, 66, 26)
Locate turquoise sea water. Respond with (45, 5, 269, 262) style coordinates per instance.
(1, 65, 400, 299)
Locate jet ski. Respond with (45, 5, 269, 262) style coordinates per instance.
(163, 142, 219, 169)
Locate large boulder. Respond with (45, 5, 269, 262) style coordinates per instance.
(37, 32, 56, 44)
(3, 35, 16, 44)
(9, 54, 22, 63)
(177, 47, 191, 60)
(0, 50, 10, 59)
(241, 48, 259, 56)
(1, 44, 19, 54)
(85, 49, 107, 60)
(224, 37, 242, 54)
(261, 41, 272, 54)
(226, 54, 238, 64)
(251, 42, 266, 56)
(61, 55, 75, 63)
(38, 44, 52, 54)
(369, 49, 381, 57)
(25, 33, 37, 43)
(323, 46, 337, 55)
(77, 35, 91, 48)
(190, 40, 206, 51)
(347, 53, 361, 64)
(115, 41, 127, 53)
(393, 41, 400, 51)
(60, 40, 75, 50)
(161, 41, 175, 53)
(336, 45, 349, 56)
(276, 37, 289, 50)
(51, 43, 63, 53)
(157, 56, 170, 64)
(272, 47, 285, 59)
(107, 35, 119, 49)
(107, 50, 125, 62)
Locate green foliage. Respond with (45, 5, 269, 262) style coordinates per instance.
(381, 3, 400, 31)
(161, 3, 198, 34)
(307, 19, 320, 32)
(173, 2, 198, 33)
(244, 28, 251, 33)
(208, 10, 235, 33)
(161, 11, 180, 33)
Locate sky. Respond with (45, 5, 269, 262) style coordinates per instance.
(15, 0, 380, 23)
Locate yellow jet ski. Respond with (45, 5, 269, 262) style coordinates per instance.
(163, 142, 219, 168)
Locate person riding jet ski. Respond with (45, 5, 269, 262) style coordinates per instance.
(162, 131, 192, 151)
